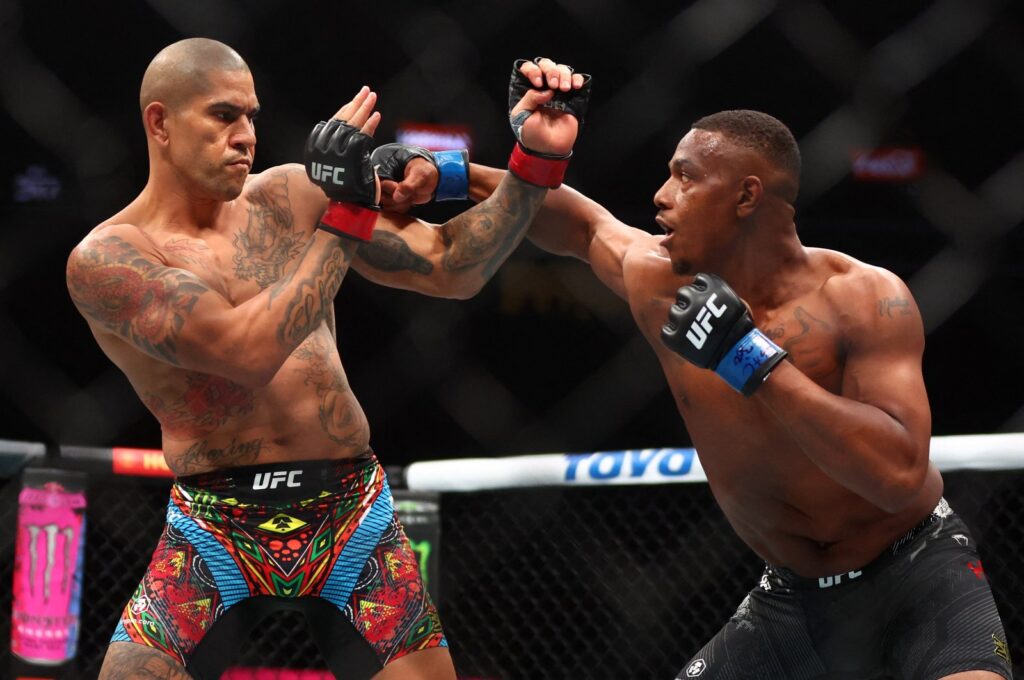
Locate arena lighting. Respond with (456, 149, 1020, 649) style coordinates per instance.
(395, 121, 473, 152)
(850, 146, 926, 182)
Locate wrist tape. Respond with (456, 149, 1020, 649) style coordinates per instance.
(317, 201, 380, 241)
(433, 149, 470, 201)
(715, 328, 788, 396)
(508, 143, 570, 189)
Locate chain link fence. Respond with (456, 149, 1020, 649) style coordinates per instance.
(3, 467, 1021, 679)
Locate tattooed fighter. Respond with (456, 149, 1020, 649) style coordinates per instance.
(65, 39, 586, 680)
(404, 108, 1011, 679)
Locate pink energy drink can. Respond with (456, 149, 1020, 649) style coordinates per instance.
(11, 471, 87, 665)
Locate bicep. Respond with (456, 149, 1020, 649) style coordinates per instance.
(837, 279, 931, 440)
(66, 233, 234, 369)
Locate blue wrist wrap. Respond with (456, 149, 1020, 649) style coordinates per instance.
(433, 149, 469, 201)
(715, 328, 787, 396)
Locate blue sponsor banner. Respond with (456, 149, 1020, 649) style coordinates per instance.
(564, 448, 701, 484)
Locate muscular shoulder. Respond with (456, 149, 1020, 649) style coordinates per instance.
(70, 222, 160, 264)
(815, 250, 922, 345)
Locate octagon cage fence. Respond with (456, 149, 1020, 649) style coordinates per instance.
(2, 434, 1021, 680)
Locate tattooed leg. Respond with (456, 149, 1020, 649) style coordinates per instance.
(98, 642, 192, 680)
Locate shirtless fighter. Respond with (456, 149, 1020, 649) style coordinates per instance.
(386, 99, 1011, 678)
(65, 39, 586, 680)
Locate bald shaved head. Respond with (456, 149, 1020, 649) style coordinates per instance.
(140, 38, 250, 112)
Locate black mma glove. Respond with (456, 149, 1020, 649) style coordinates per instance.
(304, 119, 379, 241)
(506, 57, 592, 188)
(371, 143, 469, 202)
(660, 273, 788, 396)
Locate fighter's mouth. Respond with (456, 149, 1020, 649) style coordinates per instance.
(656, 216, 674, 235)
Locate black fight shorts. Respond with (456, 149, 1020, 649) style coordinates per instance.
(676, 499, 1012, 680)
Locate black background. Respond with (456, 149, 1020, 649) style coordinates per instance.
(2, 0, 1022, 465)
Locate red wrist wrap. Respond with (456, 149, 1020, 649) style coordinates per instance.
(508, 144, 570, 188)
(317, 201, 379, 241)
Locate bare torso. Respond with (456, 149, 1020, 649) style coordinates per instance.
(82, 167, 369, 475)
(621, 236, 942, 577)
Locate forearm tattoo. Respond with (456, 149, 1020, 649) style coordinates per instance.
(358, 231, 434, 274)
(233, 170, 306, 288)
(439, 177, 546, 279)
(274, 239, 357, 346)
(67, 236, 208, 364)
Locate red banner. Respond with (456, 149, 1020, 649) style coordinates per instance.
(111, 448, 173, 478)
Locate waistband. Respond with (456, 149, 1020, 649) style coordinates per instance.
(767, 497, 953, 590)
(174, 451, 378, 502)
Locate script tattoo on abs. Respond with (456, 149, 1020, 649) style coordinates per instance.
(233, 171, 306, 288)
(293, 335, 368, 447)
(178, 436, 264, 474)
(67, 235, 208, 364)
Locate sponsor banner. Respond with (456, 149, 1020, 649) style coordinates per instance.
(404, 433, 1024, 492)
(111, 447, 173, 478)
(12, 469, 87, 666)
(405, 448, 706, 492)
(565, 448, 704, 484)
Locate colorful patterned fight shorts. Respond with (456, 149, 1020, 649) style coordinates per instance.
(111, 453, 446, 680)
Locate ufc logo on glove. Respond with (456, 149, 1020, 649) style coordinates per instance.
(309, 162, 346, 185)
(685, 294, 728, 349)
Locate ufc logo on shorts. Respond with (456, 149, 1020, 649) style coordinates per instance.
(309, 162, 345, 185)
(685, 294, 728, 349)
(818, 570, 863, 588)
(252, 470, 303, 490)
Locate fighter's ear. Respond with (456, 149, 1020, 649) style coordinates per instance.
(143, 101, 170, 145)
(737, 175, 763, 217)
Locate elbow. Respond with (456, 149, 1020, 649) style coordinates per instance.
(446, 282, 484, 301)
(209, 360, 277, 390)
(234, 365, 278, 389)
(233, 350, 288, 388)
(876, 451, 930, 513)
(207, 339, 285, 389)
(431, 273, 485, 301)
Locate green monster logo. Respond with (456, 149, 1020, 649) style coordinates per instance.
(409, 539, 432, 590)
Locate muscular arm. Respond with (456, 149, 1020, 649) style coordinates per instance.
(66, 224, 358, 387)
(350, 172, 548, 299)
(756, 272, 932, 513)
(461, 162, 640, 300)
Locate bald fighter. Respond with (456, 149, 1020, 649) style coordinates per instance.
(66, 39, 586, 680)
(392, 103, 1011, 678)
